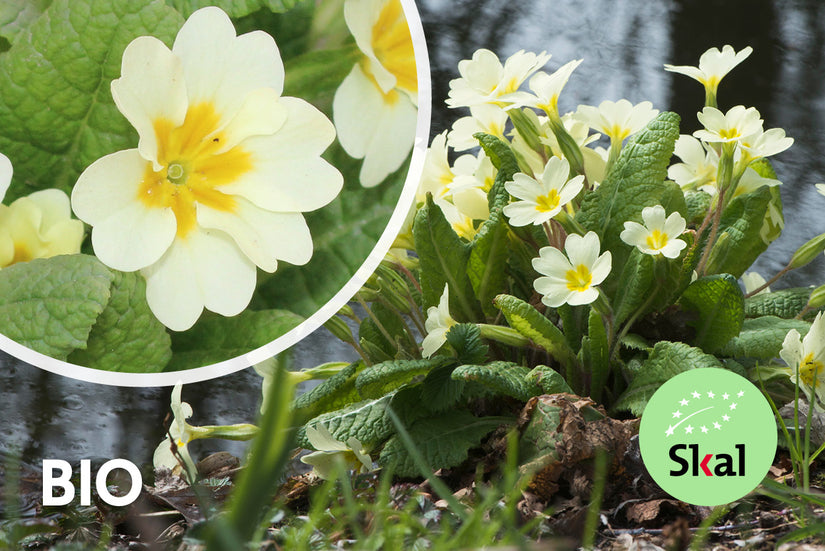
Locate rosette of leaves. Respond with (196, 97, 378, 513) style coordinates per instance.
(299, 107, 821, 473)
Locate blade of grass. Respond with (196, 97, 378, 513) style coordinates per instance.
(582, 448, 607, 550)
(689, 504, 730, 551)
(205, 355, 299, 550)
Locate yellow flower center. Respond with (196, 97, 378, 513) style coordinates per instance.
(502, 77, 520, 94)
(369, 0, 417, 95)
(138, 102, 252, 238)
(11, 242, 32, 265)
(535, 190, 561, 213)
(452, 216, 477, 241)
(799, 353, 824, 389)
(565, 264, 593, 292)
(718, 127, 741, 140)
(645, 229, 669, 251)
(608, 124, 630, 142)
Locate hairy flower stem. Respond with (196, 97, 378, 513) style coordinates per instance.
(610, 286, 659, 363)
(695, 143, 736, 276)
(355, 294, 397, 351)
(744, 263, 792, 299)
(376, 295, 421, 357)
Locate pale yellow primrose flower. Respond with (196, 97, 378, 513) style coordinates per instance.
(738, 127, 793, 163)
(512, 59, 583, 119)
(0, 191, 84, 268)
(664, 45, 752, 97)
(574, 99, 658, 143)
(503, 156, 584, 227)
(620, 205, 687, 259)
(0, 154, 83, 268)
(449, 151, 496, 194)
(301, 424, 373, 480)
(71, 8, 342, 331)
(333, 0, 418, 187)
(816, 183, 825, 197)
(780, 312, 825, 408)
(730, 167, 781, 198)
(694, 105, 763, 144)
(447, 104, 508, 151)
(741, 271, 769, 295)
(422, 284, 456, 358)
(446, 49, 551, 108)
(153, 382, 198, 475)
(435, 189, 489, 241)
(668, 135, 720, 191)
(532, 232, 611, 308)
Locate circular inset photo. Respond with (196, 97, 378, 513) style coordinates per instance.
(0, 0, 429, 385)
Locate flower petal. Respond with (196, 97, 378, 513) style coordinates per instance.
(197, 198, 313, 271)
(217, 88, 288, 152)
(221, 97, 342, 212)
(0, 153, 11, 202)
(333, 64, 417, 187)
(142, 230, 256, 331)
(72, 150, 176, 271)
(112, 36, 188, 170)
(173, 7, 284, 124)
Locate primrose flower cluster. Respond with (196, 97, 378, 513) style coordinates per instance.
(415, 44, 806, 359)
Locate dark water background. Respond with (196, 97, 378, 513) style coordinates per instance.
(1, 0, 824, 469)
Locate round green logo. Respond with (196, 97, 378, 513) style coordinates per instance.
(639, 368, 776, 506)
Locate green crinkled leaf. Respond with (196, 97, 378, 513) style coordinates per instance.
(475, 133, 519, 186)
(378, 410, 506, 477)
(621, 334, 651, 352)
(445, 323, 488, 365)
(298, 394, 395, 449)
(614, 341, 724, 415)
(468, 209, 508, 318)
(705, 187, 773, 278)
(525, 365, 573, 394)
(745, 288, 813, 319)
(613, 249, 654, 326)
(586, 309, 609, 403)
(355, 358, 451, 399)
(0, 0, 51, 42)
(576, 112, 682, 280)
(413, 194, 479, 320)
(417, 362, 467, 413)
(252, 143, 406, 317)
(467, 134, 514, 318)
(292, 362, 362, 418)
(0, 254, 114, 360)
(0, 0, 183, 202)
(685, 191, 712, 226)
(452, 361, 541, 402)
(68, 270, 171, 372)
(678, 274, 744, 353)
(167, 309, 304, 371)
(493, 294, 576, 366)
(719, 316, 810, 360)
(166, 0, 302, 17)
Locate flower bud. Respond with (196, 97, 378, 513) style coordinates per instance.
(808, 284, 825, 310)
(790, 233, 825, 269)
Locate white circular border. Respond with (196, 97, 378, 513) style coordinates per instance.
(0, 0, 431, 387)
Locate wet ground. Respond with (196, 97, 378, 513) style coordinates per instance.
(1, 0, 824, 472)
